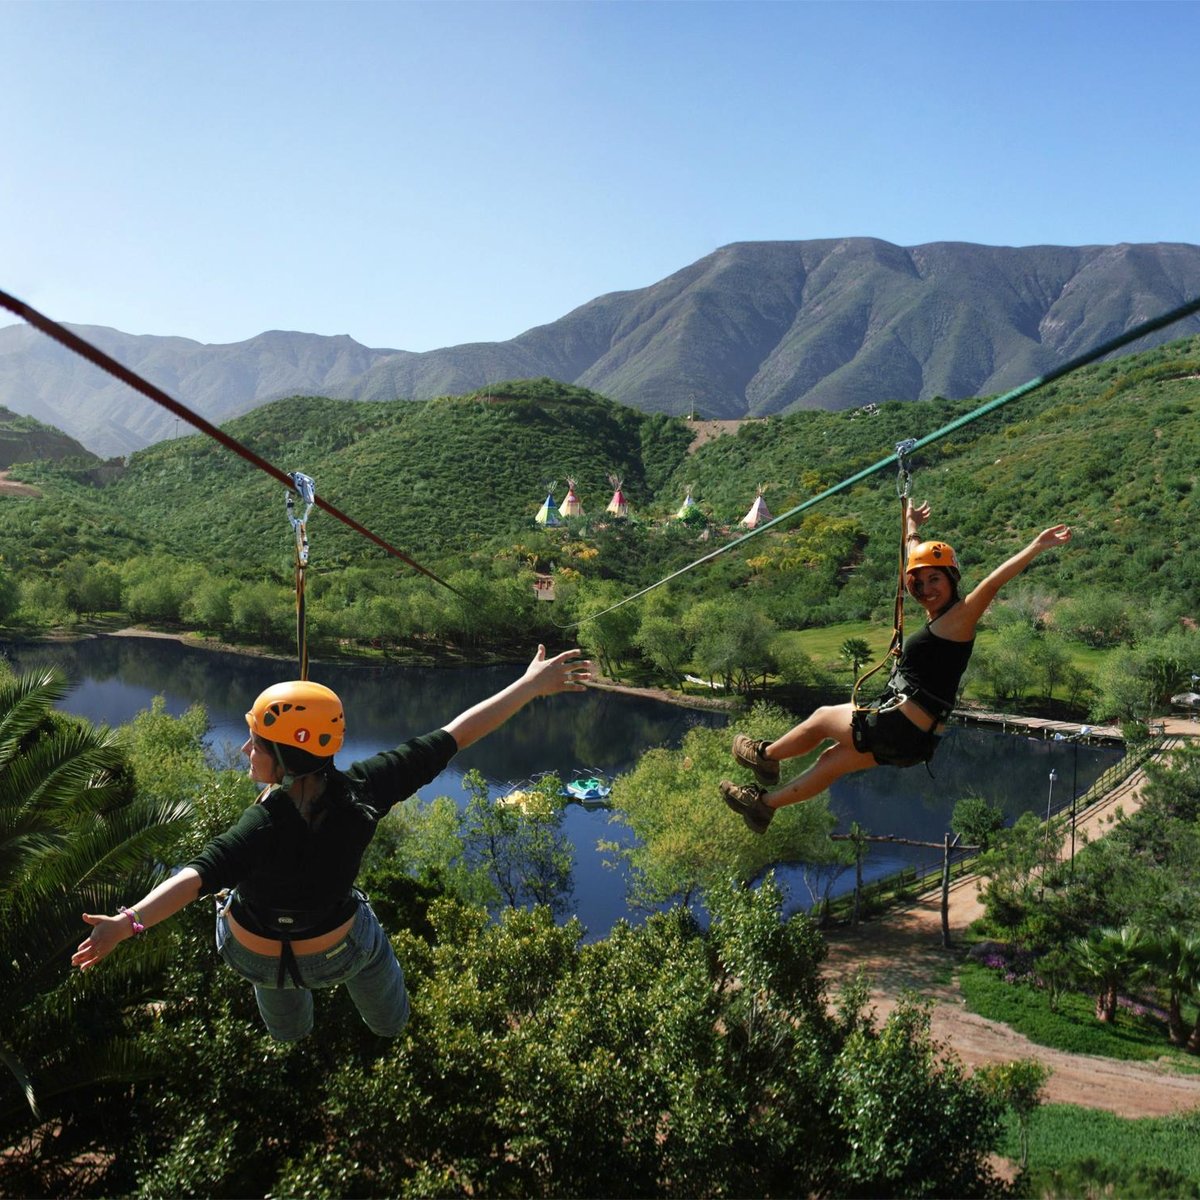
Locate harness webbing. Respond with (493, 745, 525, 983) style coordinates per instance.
(0, 289, 462, 597)
(851, 441, 915, 711)
(287, 471, 315, 680)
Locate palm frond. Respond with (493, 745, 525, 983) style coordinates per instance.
(0, 669, 65, 768)
(0, 1038, 40, 1119)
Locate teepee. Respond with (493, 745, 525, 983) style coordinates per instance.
(740, 486, 772, 529)
(674, 486, 698, 519)
(535, 482, 562, 526)
(605, 473, 629, 518)
(558, 477, 584, 519)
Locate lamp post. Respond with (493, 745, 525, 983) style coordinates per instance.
(1070, 726, 1091, 878)
(1040, 768, 1058, 902)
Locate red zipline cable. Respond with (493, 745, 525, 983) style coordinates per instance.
(0, 289, 460, 596)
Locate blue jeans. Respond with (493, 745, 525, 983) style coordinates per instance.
(215, 898, 410, 1042)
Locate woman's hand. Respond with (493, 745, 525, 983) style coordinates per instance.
(72, 913, 132, 971)
(521, 644, 593, 695)
(1032, 524, 1072, 552)
(444, 645, 594, 750)
(908, 500, 932, 529)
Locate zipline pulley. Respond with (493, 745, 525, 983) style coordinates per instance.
(894, 438, 918, 500)
(287, 472, 316, 681)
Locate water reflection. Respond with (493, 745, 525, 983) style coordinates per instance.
(2, 637, 1123, 931)
(1, 637, 725, 937)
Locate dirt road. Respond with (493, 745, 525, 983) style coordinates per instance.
(822, 738, 1200, 1118)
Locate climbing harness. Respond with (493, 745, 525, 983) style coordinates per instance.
(844, 438, 961, 771)
(286, 471, 316, 680)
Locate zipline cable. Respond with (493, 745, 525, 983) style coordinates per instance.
(555, 292, 1200, 629)
(0, 288, 462, 597)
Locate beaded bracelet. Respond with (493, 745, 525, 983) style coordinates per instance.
(119, 906, 146, 937)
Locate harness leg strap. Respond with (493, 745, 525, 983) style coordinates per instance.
(276, 937, 305, 989)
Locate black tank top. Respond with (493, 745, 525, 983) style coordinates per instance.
(898, 620, 975, 709)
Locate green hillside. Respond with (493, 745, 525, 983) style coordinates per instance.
(2, 340, 1198, 619)
(0, 406, 97, 468)
(663, 336, 1200, 610)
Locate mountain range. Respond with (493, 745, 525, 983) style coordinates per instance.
(3, 237, 1200, 458)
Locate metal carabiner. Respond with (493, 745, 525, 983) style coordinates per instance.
(894, 438, 918, 499)
(286, 471, 316, 566)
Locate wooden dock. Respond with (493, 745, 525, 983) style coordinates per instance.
(951, 709, 1124, 744)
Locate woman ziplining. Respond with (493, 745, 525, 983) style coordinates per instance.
(720, 501, 1072, 834)
(73, 644, 592, 1041)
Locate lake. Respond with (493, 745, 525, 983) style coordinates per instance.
(2, 635, 1123, 934)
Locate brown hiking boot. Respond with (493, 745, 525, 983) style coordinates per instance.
(732, 734, 780, 786)
(719, 780, 775, 835)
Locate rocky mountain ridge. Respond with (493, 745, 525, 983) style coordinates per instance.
(3, 238, 1199, 457)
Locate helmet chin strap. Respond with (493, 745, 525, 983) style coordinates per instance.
(267, 743, 296, 791)
(269, 743, 331, 795)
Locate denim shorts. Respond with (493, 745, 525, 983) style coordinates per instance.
(215, 897, 409, 1042)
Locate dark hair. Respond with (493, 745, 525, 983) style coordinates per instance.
(905, 566, 961, 618)
(253, 734, 334, 778)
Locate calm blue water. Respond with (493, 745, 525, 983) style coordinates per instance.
(2, 636, 1122, 933)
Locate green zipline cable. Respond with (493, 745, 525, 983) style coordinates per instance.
(558, 293, 1200, 629)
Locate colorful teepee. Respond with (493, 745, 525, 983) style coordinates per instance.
(558, 477, 584, 519)
(740, 486, 772, 529)
(674, 485, 698, 519)
(535, 482, 562, 526)
(605, 473, 629, 518)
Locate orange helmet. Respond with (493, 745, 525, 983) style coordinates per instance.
(906, 540, 960, 579)
(246, 681, 345, 757)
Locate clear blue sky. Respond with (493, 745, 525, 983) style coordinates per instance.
(4, 0, 1198, 352)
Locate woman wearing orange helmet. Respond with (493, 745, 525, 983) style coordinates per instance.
(721, 502, 1072, 833)
(73, 644, 592, 1040)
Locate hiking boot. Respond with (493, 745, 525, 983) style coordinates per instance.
(719, 780, 775, 835)
(732, 734, 780, 786)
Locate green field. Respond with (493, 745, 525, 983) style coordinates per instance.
(1004, 1105, 1200, 1198)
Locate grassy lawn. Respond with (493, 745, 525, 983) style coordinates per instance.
(772, 622, 890, 682)
(958, 961, 1196, 1063)
(1002, 1105, 1200, 1198)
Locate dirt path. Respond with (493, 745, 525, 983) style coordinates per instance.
(0, 470, 41, 497)
(822, 739, 1200, 1118)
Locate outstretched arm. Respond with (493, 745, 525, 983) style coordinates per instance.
(73, 867, 204, 971)
(963, 525, 1072, 619)
(905, 499, 932, 544)
(443, 645, 593, 751)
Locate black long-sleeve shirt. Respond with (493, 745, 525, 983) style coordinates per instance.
(185, 730, 457, 937)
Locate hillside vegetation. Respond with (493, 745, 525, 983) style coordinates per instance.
(4, 337, 1198, 612)
(0, 405, 95, 469)
(0, 337, 1196, 731)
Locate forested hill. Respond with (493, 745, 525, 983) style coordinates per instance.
(0, 406, 95, 469)
(3, 338, 1199, 615)
(3, 239, 1199, 457)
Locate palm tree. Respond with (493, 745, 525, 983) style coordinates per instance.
(1135, 928, 1200, 1047)
(0, 668, 193, 1132)
(1070, 925, 1149, 1023)
(839, 637, 873, 678)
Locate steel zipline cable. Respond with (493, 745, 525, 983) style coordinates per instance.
(0, 289, 461, 597)
(552, 292, 1200, 629)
